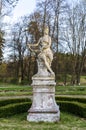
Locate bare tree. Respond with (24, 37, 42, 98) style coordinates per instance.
(61, 1, 86, 85)
(7, 17, 29, 83)
(0, 0, 19, 63)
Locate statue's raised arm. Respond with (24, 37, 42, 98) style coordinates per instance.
(27, 38, 42, 54)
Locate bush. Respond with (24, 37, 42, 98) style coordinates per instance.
(0, 98, 31, 107)
(0, 102, 31, 118)
(10, 78, 18, 84)
(57, 101, 86, 118)
(55, 96, 86, 103)
(0, 97, 86, 118)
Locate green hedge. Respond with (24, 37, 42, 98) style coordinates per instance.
(0, 102, 31, 118)
(57, 101, 86, 118)
(55, 96, 86, 103)
(0, 97, 86, 118)
(0, 98, 31, 107)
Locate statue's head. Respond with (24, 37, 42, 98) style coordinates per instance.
(44, 26, 49, 35)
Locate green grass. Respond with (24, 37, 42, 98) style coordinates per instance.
(0, 83, 86, 97)
(0, 83, 32, 96)
(0, 83, 86, 129)
(55, 86, 86, 95)
(0, 91, 32, 96)
(0, 112, 86, 130)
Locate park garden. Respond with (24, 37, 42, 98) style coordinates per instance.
(0, 83, 86, 129)
(0, 0, 86, 129)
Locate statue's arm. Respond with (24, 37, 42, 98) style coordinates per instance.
(27, 38, 41, 53)
(27, 38, 41, 47)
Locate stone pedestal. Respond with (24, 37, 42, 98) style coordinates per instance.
(27, 75, 60, 122)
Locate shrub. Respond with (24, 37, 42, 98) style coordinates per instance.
(0, 102, 31, 118)
(10, 78, 18, 84)
(0, 97, 86, 118)
(55, 96, 86, 103)
(0, 98, 31, 107)
(57, 101, 86, 118)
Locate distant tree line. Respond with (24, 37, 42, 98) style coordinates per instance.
(0, 0, 86, 85)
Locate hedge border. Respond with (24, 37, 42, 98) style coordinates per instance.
(55, 96, 86, 103)
(57, 101, 86, 118)
(0, 98, 31, 107)
(0, 98, 86, 118)
(0, 102, 31, 118)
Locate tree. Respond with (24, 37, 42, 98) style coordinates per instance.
(1, 0, 19, 16)
(29, 0, 68, 81)
(0, 0, 19, 63)
(7, 16, 31, 83)
(61, 1, 86, 85)
(0, 30, 4, 63)
(28, 13, 42, 35)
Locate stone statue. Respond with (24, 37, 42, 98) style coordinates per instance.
(27, 26, 54, 76)
(27, 26, 60, 122)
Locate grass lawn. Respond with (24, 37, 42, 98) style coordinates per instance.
(0, 83, 32, 97)
(55, 86, 86, 95)
(0, 112, 86, 130)
(0, 83, 86, 130)
(0, 83, 86, 97)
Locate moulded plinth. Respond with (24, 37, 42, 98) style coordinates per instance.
(27, 76, 60, 122)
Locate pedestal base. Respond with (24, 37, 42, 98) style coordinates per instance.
(27, 76, 60, 122)
(27, 112, 60, 122)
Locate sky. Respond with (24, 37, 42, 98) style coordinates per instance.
(3, 0, 78, 60)
(3, 0, 36, 60)
(3, 0, 78, 23)
(12, 0, 36, 21)
(3, 0, 36, 23)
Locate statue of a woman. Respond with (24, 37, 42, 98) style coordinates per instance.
(28, 26, 54, 76)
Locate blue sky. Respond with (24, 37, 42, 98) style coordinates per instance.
(3, 0, 36, 23)
(3, 0, 78, 60)
(13, 0, 72, 19)
(3, 0, 36, 59)
(4, 0, 78, 23)
(12, 0, 36, 20)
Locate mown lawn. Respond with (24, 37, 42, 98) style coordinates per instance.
(0, 112, 86, 130)
(0, 83, 32, 96)
(0, 83, 86, 97)
(55, 85, 86, 95)
(0, 83, 86, 130)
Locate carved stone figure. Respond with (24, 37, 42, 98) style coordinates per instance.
(27, 26, 60, 122)
(27, 26, 54, 76)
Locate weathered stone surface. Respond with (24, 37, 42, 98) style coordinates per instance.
(32, 76, 56, 86)
(27, 113, 60, 122)
(27, 76, 60, 122)
(27, 26, 60, 122)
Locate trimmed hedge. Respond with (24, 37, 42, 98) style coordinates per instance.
(0, 97, 86, 118)
(55, 96, 86, 103)
(56, 96, 86, 118)
(0, 102, 31, 118)
(57, 101, 86, 118)
(0, 98, 31, 107)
